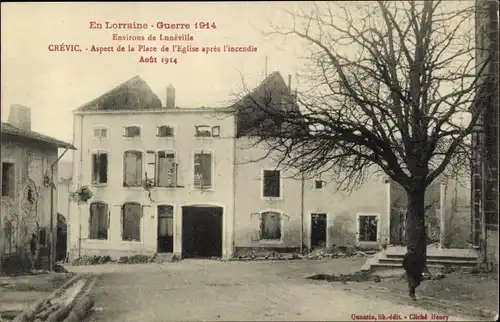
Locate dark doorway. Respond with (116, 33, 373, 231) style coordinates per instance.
(157, 205, 174, 253)
(182, 206, 223, 258)
(311, 213, 327, 249)
(56, 213, 67, 262)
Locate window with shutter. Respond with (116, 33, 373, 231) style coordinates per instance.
(122, 202, 141, 241)
(89, 202, 109, 240)
(123, 151, 143, 186)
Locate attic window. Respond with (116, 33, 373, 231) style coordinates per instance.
(124, 126, 141, 138)
(94, 127, 107, 138)
(211, 126, 220, 137)
(195, 125, 220, 137)
(158, 125, 174, 137)
(195, 125, 211, 137)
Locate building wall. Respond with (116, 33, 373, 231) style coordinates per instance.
(0, 137, 58, 274)
(69, 110, 236, 259)
(233, 138, 389, 256)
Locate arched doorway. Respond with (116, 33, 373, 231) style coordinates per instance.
(56, 213, 67, 262)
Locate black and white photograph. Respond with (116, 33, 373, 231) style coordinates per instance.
(1, 1, 498, 321)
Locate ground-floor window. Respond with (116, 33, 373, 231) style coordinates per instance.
(122, 202, 142, 241)
(358, 215, 378, 242)
(259, 211, 282, 240)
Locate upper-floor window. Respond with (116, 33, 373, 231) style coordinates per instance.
(145, 150, 178, 188)
(93, 126, 108, 139)
(2, 162, 15, 197)
(314, 180, 324, 190)
(91, 152, 108, 185)
(124, 126, 141, 138)
(157, 125, 174, 137)
(195, 125, 220, 138)
(123, 151, 143, 187)
(194, 152, 213, 189)
(262, 170, 281, 198)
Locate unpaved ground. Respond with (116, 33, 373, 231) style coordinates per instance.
(67, 259, 478, 322)
(373, 271, 499, 313)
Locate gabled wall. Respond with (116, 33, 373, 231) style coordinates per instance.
(69, 109, 236, 259)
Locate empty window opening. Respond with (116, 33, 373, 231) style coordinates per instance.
(263, 170, 281, 198)
(123, 151, 143, 186)
(311, 213, 327, 249)
(2, 162, 15, 197)
(315, 180, 324, 189)
(122, 202, 141, 242)
(89, 202, 109, 240)
(195, 125, 212, 137)
(124, 126, 141, 138)
(145, 151, 156, 183)
(260, 211, 282, 240)
(158, 151, 177, 187)
(358, 215, 378, 242)
(158, 125, 174, 137)
(194, 152, 212, 189)
(92, 152, 108, 184)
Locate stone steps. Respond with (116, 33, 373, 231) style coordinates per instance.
(362, 247, 480, 272)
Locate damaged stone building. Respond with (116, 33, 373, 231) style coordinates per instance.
(68, 73, 390, 260)
(1, 105, 76, 274)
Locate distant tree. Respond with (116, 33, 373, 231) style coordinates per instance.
(233, 0, 492, 267)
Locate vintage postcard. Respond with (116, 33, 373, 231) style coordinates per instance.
(1, 1, 498, 322)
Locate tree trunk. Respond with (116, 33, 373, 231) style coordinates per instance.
(406, 186, 428, 271)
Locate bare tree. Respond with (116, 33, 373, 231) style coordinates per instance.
(233, 0, 492, 267)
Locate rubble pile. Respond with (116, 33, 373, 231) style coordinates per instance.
(117, 255, 150, 264)
(304, 245, 376, 260)
(71, 256, 112, 266)
(232, 246, 377, 261)
(305, 271, 382, 283)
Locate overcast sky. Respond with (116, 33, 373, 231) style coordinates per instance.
(1, 2, 304, 148)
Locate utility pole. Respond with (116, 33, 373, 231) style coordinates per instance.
(265, 56, 268, 78)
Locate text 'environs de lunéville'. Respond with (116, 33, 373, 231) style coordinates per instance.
(112, 33, 195, 41)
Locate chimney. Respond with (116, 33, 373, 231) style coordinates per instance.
(8, 104, 31, 131)
(166, 84, 176, 109)
(288, 75, 292, 92)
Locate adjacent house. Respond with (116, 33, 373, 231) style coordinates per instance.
(68, 73, 390, 261)
(471, 0, 499, 265)
(1, 104, 76, 275)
